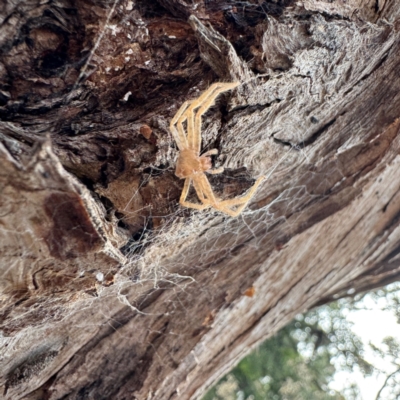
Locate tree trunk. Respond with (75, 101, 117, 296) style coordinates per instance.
(1, 1, 400, 399)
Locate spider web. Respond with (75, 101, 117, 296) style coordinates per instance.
(0, 1, 396, 398)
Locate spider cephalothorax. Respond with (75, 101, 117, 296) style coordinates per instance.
(174, 149, 213, 179)
(170, 82, 264, 217)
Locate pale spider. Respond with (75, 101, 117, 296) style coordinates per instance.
(170, 82, 264, 217)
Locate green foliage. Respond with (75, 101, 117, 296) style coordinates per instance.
(204, 283, 400, 400)
(231, 321, 343, 400)
(203, 315, 349, 400)
(203, 300, 371, 400)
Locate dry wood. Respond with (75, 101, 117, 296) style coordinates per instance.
(1, 0, 400, 399)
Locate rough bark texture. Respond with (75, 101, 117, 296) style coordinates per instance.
(1, 0, 400, 399)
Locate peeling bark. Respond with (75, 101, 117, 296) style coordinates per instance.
(1, 1, 400, 399)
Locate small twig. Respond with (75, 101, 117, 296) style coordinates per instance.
(375, 366, 400, 400)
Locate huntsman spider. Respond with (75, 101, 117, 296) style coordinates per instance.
(170, 82, 264, 217)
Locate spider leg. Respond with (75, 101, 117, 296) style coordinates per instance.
(196, 173, 219, 204)
(185, 84, 226, 153)
(179, 177, 191, 203)
(192, 82, 239, 153)
(177, 83, 220, 154)
(202, 149, 219, 157)
(179, 177, 209, 210)
(170, 100, 191, 150)
(215, 176, 265, 217)
(184, 82, 239, 154)
(201, 149, 224, 174)
(207, 167, 224, 175)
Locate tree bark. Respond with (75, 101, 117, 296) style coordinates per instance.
(1, 1, 400, 399)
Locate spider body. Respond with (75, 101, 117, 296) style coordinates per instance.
(170, 82, 264, 217)
(175, 149, 212, 179)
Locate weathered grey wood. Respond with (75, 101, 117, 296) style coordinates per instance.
(1, 1, 400, 399)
